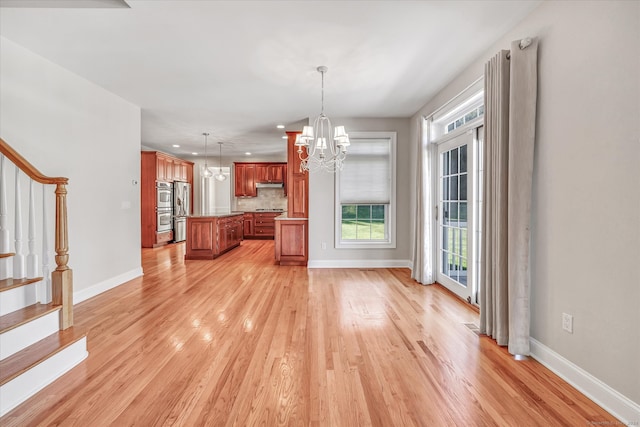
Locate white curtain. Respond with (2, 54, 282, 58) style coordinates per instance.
(479, 38, 538, 356)
(411, 119, 435, 285)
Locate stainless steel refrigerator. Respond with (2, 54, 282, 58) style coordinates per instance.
(173, 181, 191, 242)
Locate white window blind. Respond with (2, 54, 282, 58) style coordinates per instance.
(339, 138, 391, 204)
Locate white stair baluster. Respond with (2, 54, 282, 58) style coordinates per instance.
(27, 179, 39, 279)
(0, 155, 11, 280)
(14, 167, 26, 278)
(0, 155, 10, 252)
(42, 185, 52, 303)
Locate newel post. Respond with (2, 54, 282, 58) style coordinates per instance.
(51, 181, 73, 329)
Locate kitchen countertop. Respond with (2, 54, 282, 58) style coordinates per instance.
(274, 213, 308, 220)
(188, 212, 244, 218)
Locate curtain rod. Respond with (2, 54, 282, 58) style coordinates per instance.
(507, 37, 533, 59)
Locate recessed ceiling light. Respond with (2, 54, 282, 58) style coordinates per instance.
(172, 144, 180, 148)
(245, 152, 252, 156)
(192, 152, 198, 155)
(276, 124, 285, 129)
(281, 135, 287, 139)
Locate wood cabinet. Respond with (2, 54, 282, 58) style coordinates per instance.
(275, 219, 308, 266)
(243, 213, 254, 237)
(286, 133, 308, 218)
(234, 163, 257, 197)
(185, 214, 243, 260)
(274, 132, 308, 266)
(234, 162, 286, 197)
(256, 163, 285, 183)
(243, 212, 278, 239)
(141, 151, 194, 248)
(254, 212, 278, 238)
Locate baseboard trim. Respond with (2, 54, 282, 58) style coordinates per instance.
(307, 259, 412, 269)
(73, 267, 143, 304)
(529, 338, 640, 424)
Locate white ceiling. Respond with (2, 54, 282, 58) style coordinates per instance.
(0, 0, 540, 159)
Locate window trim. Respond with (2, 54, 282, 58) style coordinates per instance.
(335, 131, 397, 249)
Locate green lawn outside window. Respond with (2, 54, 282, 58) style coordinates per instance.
(341, 204, 386, 240)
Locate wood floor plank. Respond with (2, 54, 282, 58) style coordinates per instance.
(0, 240, 619, 426)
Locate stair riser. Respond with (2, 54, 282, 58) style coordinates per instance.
(0, 258, 11, 281)
(0, 281, 39, 316)
(0, 311, 59, 359)
(0, 336, 87, 417)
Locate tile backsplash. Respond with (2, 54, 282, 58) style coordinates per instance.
(235, 187, 287, 211)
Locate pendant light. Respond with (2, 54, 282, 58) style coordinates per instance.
(213, 141, 227, 181)
(202, 132, 213, 178)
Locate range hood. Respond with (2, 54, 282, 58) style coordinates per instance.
(256, 182, 284, 189)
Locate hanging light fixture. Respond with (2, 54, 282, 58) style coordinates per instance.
(295, 65, 349, 172)
(213, 141, 227, 181)
(202, 132, 213, 178)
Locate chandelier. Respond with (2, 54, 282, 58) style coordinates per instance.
(295, 66, 349, 172)
(202, 132, 213, 178)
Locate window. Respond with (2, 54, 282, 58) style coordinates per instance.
(445, 105, 484, 134)
(335, 132, 396, 248)
(430, 78, 484, 143)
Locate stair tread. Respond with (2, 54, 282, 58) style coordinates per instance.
(0, 253, 15, 259)
(0, 303, 61, 334)
(0, 277, 43, 292)
(0, 327, 87, 386)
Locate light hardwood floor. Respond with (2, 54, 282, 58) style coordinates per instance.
(1, 240, 617, 426)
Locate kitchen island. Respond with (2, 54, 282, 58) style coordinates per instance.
(185, 213, 244, 260)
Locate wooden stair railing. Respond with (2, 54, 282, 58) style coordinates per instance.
(0, 137, 73, 329)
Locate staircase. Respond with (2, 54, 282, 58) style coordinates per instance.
(0, 138, 87, 417)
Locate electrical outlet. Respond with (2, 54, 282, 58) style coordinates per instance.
(321, 242, 327, 250)
(562, 313, 573, 333)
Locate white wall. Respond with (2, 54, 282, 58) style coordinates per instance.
(410, 0, 639, 412)
(309, 117, 411, 266)
(0, 37, 142, 303)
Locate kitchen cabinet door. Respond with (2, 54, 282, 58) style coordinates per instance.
(286, 132, 308, 218)
(156, 156, 167, 181)
(165, 159, 174, 181)
(255, 163, 285, 183)
(267, 164, 284, 182)
(243, 213, 254, 237)
(173, 160, 181, 181)
(255, 164, 269, 183)
(234, 163, 257, 197)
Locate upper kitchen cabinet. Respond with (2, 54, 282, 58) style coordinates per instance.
(146, 151, 193, 183)
(234, 162, 257, 197)
(235, 162, 286, 197)
(256, 163, 285, 183)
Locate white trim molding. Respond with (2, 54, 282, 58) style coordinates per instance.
(530, 338, 640, 424)
(73, 267, 143, 304)
(307, 259, 412, 269)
